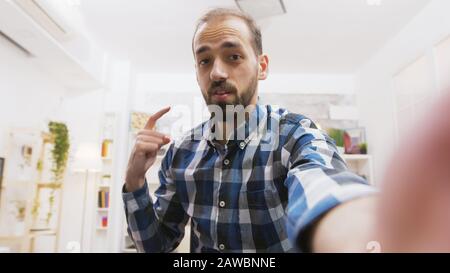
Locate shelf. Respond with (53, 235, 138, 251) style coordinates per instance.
(101, 157, 113, 161)
(97, 208, 109, 212)
(29, 229, 57, 237)
(96, 227, 108, 231)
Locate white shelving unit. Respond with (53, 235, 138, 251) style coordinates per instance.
(88, 113, 116, 252)
(341, 154, 375, 185)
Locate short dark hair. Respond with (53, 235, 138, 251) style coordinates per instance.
(193, 8, 263, 56)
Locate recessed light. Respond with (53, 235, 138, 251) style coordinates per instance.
(235, 0, 286, 19)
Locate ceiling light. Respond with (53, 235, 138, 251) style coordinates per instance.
(235, 0, 286, 19)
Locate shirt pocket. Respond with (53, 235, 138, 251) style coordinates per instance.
(240, 188, 285, 221)
(239, 188, 288, 247)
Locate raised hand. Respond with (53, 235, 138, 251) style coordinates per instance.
(375, 90, 450, 252)
(125, 107, 171, 192)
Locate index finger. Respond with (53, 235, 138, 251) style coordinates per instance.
(144, 106, 171, 130)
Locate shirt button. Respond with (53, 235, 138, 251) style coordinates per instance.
(219, 201, 226, 208)
(219, 244, 225, 250)
(239, 142, 245, 149)
(223, 159, 230, 165)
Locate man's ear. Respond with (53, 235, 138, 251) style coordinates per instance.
(258, 54, 269, 80)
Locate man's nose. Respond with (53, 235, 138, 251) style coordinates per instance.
(210, 60, 228, 82)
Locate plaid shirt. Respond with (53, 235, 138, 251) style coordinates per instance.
(122, 104, 376, 253)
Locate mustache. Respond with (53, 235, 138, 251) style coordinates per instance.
(207, 81, 237, 95)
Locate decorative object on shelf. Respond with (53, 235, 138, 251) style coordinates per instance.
(327, 128, 345, 153)
(358, 142, 368, 155)
(343, 127, 367, 154)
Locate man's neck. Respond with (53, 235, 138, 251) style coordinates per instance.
(214, 104, 257, 146)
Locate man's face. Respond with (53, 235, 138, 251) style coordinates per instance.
(193, 17, 266, 109)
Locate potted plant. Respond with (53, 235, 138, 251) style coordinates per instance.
(358, 142, 368, 154)
(327, 128, 345, 154)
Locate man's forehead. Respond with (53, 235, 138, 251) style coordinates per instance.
(194, 17, 251, 51)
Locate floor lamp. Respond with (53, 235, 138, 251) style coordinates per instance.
(72, 142, 102, 253)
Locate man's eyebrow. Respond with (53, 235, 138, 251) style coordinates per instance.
(195, 41, 243, 55)
(195, 45, 210, 55)
(221, 41, 242, 49)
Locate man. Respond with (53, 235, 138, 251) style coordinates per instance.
(123, 8, 450, 252)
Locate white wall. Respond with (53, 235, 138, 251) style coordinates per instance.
(0, 33, 64, 157)
(355, 0, 450, 184)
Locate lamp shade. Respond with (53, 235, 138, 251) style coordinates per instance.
(72, 142, 102, 173)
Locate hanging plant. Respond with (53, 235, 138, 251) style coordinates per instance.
(46, 121, 70, 225)
(49, 122, 70, 184)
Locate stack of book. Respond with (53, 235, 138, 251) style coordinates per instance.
(98, 190, 110, 208)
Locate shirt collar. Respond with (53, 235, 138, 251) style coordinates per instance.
(203, 104, 267, 150)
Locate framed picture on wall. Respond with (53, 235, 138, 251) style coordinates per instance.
(344, 127, 367, 154)
(5, 130, 40, 183)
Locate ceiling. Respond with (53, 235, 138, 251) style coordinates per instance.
(78, 0, 431, 74)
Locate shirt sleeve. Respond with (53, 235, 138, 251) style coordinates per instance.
(282, 118, 378, 252)
(122, 143, 190, 253)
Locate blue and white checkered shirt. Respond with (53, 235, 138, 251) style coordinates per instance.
(122, 104, 376, 253)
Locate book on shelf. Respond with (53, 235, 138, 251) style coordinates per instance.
(101, 174, 111, 186)
(98, 189, 110, 208)
(101, 216, 108, 228)
(101, 139, 113, 158)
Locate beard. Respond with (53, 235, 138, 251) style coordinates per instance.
(202, 71, 259, 139)
(203, 71, 258, 111)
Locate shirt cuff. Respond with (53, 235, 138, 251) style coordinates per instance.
(122, 180, 152, 214)
(293, 184, 379, 252)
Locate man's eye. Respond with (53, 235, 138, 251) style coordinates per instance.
(199, 59, 209, 66)
(229, 54, 241, 61)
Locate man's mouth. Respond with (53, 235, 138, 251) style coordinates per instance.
(212, 90, 232, 100)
